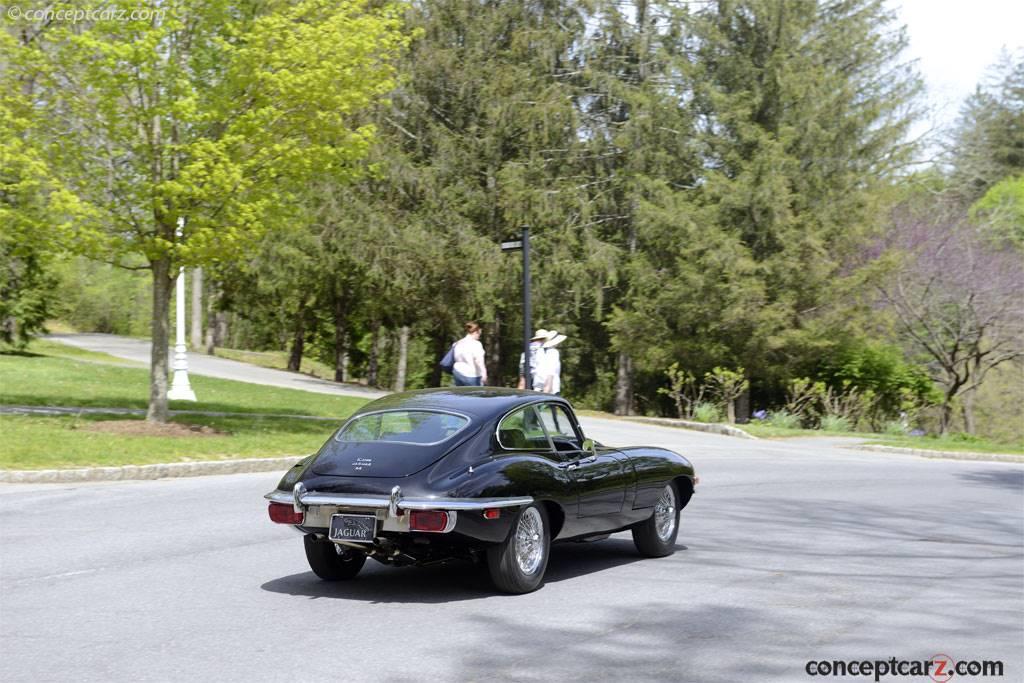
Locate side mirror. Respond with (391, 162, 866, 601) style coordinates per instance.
(582, 438, 597, 455)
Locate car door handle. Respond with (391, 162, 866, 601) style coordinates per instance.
(563, 455, 597, 471)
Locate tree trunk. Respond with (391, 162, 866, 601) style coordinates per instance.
(486, 317, 501, 387)
(939, 393, 956, 436)
(333, 295, 347, 382)
(204, 283, 217, 354)
(190, 267, 203, 350)
(147, 257, 173, 422)
(736, 389, 750, 424)
(961, 387, 976, 435)
(726, 400, 736, 425)
(287, 309, 305, 372)
(367, 320, 381, 387)
(394, 325, 410, 392)
(430, 331, 445, 388)
(614, 352, 633, 415)
(217, 311, 228, 349)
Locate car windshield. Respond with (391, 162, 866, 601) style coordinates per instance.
(335, 410, 469, 445)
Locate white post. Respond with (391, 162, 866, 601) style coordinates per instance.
(168, 217, 197, 401)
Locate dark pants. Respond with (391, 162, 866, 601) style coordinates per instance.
(453, 370, 483, 386)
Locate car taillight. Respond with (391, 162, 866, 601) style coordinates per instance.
(268, 502, 304, 525)
(409, 510, 451, 533)
(483, 508, 501, 520)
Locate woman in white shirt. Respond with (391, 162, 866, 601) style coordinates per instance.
(542, 332, 566, 394)
(518, 329, 554, 391)
(452, 321, 488, 386)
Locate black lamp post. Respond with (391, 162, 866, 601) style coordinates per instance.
(500, 227, 532, 390)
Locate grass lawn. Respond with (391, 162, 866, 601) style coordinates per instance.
(740, 422, 1023, 454)
(0, 339, 371, 469)
(740, 423, 860, 439)
(862, 434, 1024, 455)
(214, 347, 340, 383)
(1, 341, 368, 418)
(0, 413, 336, 469)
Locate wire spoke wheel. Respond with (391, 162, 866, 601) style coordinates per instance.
(514, 506, 545, 575)
(654, 485, 678, 542)
(487, 504, 550, 594)
(632, 482, 682, 558)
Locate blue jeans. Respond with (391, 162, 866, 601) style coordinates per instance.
(452, 370, 483, 386)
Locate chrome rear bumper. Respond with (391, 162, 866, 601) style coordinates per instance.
(266, 485, 532, 537)
(264, 485, 532, 514)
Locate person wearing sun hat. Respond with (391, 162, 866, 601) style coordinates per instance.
(518, 329, 554, 391)
(541, 331, 566, 394)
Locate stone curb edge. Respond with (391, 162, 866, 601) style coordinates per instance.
(624, 417, 758, 440)
(0, 456, 303, 483)
(852, 444, 1024, 464)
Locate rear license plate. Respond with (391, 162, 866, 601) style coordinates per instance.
(328, 514, 377, 543)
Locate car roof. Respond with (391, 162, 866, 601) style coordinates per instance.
(351, 387, 571, 423)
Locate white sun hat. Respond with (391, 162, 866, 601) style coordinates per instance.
(543, 332, 567, 348)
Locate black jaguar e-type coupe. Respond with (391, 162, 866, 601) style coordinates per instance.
(265, 388, 697, 593)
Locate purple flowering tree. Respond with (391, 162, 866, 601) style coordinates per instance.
(874, 206, 1024, 434)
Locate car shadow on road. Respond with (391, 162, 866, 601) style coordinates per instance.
(451, 602, 778, 683)
(545, 537, 683, 583)
(259, 537, 678, 603)
(260, 561, 493, 604)
(956, 467, 1024, 492)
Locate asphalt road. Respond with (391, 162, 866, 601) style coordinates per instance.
(2, 418, 1022, 682)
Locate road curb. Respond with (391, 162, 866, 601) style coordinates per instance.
(852, 444, 1024, 464)
(624, 417, 758, 440)
(0, 456, 303, 484)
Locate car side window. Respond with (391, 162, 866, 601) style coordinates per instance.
(536, 403, 582, 452)
(497, 406, 553, 451)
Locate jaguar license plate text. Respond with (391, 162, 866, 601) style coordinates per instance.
(328, 514, 377, 543)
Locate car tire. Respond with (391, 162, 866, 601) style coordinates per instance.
(486, 504, 550, 594)
(632, 482, 680, 557)
(304, 535, 367, 580)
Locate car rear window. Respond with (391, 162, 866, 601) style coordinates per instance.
(335, 410, 469, 445)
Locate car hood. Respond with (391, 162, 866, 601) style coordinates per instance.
(309, 428, 478, 478)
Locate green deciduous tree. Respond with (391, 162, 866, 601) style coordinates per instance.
(971, 174, 1024, 247)
(5, 0, 408, 419)
(1, 24, 88, 346)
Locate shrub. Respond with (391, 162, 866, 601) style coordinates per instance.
(819, 339, 938, 425)
(704, 366, 748, 424)
(657, 363, 705, 419)
(822, 382, 876, 428)
(784, 377, 826, 425)
(883, 420, 907, 436)
(819, 415, 852, 432)
(766, 410, 801, 429)
(691, 401, 723, 423)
